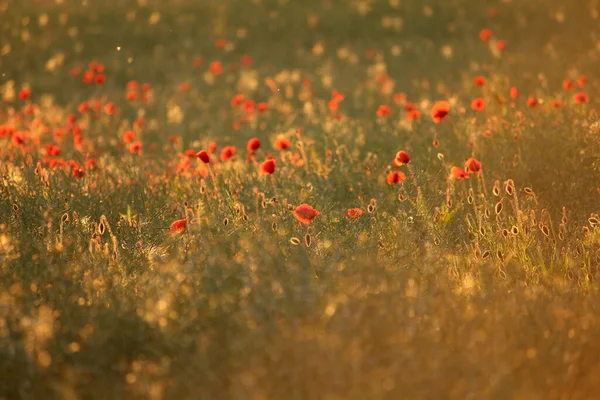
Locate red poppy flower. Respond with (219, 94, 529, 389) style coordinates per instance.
(347, 208, 365, 219)
(78, 102, 89, 113)
(386, 171, 407, 184)
(241, 55, 253, 66)
(551, 99, 562, 108)
(126, 80, 139, 90)
(526, 97, 537, 107)
(563, 79, 573, 91)
(141, 83, 152, 92)
(82, 70, 94, 84)
(393, 93, 406, 104)
(393, 150, 411, 166)
(331, 89, 345, 102)
(510, 86, 519, 99)
(129, 141, 143, 154)
(126, 91, 137, 101)
(473, 76, 486, 87)
(260, 159, 276, 174)
(192, 57, 203, 68)
(257, 102, 268, 112)
(376, 105, 390, 117)
(577, 75, 587, 87)
(404, 102, 417, 112)
(574, 91, 589, 104)
(479, 29, 492, 41)
(95, 74, 106, 85)
(243, 100, 255, 113)
(123, 130, 135, 143)
(496, 40, 506, 50)
(431, 100, 450, 123)
(471, 98, 485, 111)
(464, 157, 482, 173)
(208, 142, 218, 153)
(209, 61, 223, 75)
(179, 82, 191, 92)
(231, 94, 244, 106)
(275, 137, 290, 150)
(104, 102, 116, 115)
(328, 100, 339, 111)
(293, 204, 320, 225)
(72, 167, 85, 179)
(18, 89, 30, 101)
(247, 138, 261, 152)
(220, 145, 236, 161)
(215, 38, 227, 48)
(169, 218, 187, 233)
(197, 150, 210, 164)
(184, 149, 197, 158)
(407, 110, 421, 121)
(450, 166, 469, 179)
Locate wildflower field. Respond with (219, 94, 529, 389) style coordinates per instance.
(3, 0, 600, 398)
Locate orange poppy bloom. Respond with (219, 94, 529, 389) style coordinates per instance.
(479, 29, 492, 41)
(220, 146, 236, 161)
(275, 137, 290, 150)
(393, 150, 411, 166)
(431, 100, 450, 123)
(471, 98, 485, 111)
(347, 208, 365, 219)
(376, 105, 390, 117)
(260, 159, 276, 174)
(451, 166, 469, 179)
(574, 91, 589, 104)
(473, 76, 486, 87)
(294, 204, 320, 225)
(169, 218, 187, 233)
(386, 171, 407, 184)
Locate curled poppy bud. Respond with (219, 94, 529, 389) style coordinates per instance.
(260, 159, 276, 174)
(197, 150, 210, 164)
(464, 157, 482, 173)
(247, 138, 261, 152)
(293, 204, 320, 225)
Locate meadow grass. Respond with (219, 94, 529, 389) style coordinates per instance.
(2, 0, 600, 398)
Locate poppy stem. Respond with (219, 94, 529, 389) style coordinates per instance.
(478, 170, 488, 197)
